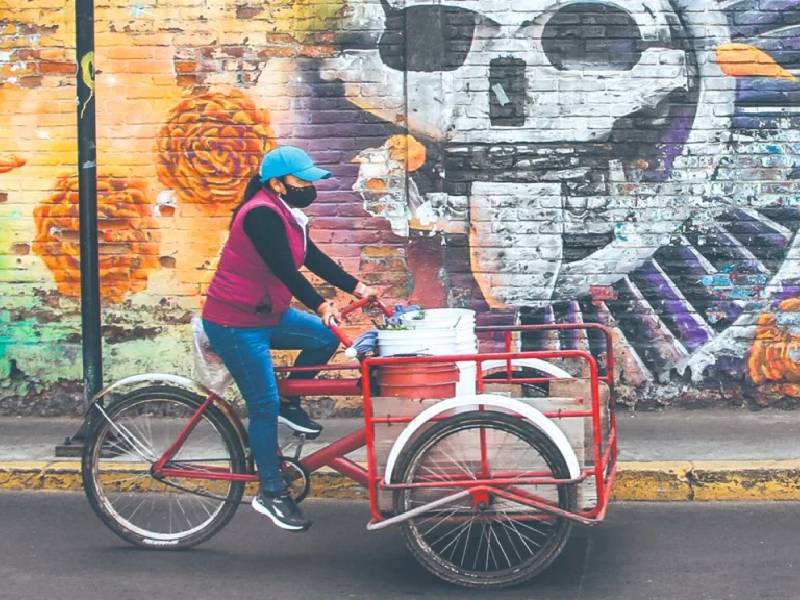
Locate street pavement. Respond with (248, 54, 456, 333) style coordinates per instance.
(0, 492, 797, 600)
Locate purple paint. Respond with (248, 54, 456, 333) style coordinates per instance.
(637, 261, 712, 351)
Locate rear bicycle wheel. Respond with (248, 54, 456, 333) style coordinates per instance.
(394, 411, 577, 589)
(82, 385, 246, 548)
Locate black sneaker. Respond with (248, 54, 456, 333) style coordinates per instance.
(279, 401, 323, 437)
(252, 489, 311, 531)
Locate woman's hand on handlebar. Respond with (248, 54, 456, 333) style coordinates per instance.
(316, 301, 341, 327)
(353, 282, 378, 300)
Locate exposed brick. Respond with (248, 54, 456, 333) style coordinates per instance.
(38, 60, 73, 75)
(235, 5, 263, 19)
(173, 60, 197, 73)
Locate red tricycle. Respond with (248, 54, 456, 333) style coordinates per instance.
(81, 298, 617, 589)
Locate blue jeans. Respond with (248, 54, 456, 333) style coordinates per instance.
(202, 308, 340, 492)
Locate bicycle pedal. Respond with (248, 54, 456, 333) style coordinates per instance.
(293, 430, 320, 441)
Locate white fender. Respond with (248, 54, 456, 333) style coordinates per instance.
(90, 373, 212, 404)
(382, 394, 581, 485)
(481, 358, 572, 380)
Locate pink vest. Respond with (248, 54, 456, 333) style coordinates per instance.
(202, 189, 307, 327)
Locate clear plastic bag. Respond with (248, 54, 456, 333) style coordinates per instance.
(191, 316, 233, 396)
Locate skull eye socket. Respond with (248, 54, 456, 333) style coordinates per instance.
(542, 3, 642, 71)
(378, 3, 478, 72)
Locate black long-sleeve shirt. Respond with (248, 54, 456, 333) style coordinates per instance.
(243, 207, 358, 310)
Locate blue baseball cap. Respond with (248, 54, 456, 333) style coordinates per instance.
(259, 146, 331, 183)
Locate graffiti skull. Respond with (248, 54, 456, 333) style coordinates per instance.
(322, 0, 736, 306)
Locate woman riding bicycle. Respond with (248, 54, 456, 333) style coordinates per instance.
(202, 146, 376, 532)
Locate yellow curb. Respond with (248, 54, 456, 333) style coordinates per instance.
(612, 461, 693, 501)
(689, 460, 800, 502)
(0, 461, 50, 492)
(2, 460, 799, 501)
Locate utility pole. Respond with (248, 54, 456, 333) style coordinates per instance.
(57, 0, 102, 455)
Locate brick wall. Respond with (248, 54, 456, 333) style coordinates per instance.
(3, 0, 800, 414)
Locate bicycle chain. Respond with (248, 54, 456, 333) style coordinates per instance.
(153, 456, 311, 504)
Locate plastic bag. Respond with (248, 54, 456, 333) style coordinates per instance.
(191, 316, 233, 396)
(352, 328, 379, 356)
(385, 303, 421, 327)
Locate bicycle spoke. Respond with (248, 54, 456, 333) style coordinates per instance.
(96, 406, 157, 462)
(488, 523, 512, 570)
(438, 438, 478, 480)
(472, 522, 487, 571)
(89, 395, 240, 543)
(495, 506, 553, 540)
(496, 517, 524, 564)
(495, 513, 545, 552)
(174, 493, 191, 526)
(443, 518, 475, 563)
(428, 518, 473, 557)
(428, 443, 476, 482)
(458, 517, 475, 569)
(419, 506, 461, 537)
(484, 522, 494, 571)
(400, 414, 573, 582)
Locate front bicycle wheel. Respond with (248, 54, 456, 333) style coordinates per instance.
(394, 411, 577, 589)
(82, 385, 246, 549)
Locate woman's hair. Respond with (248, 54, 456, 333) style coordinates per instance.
(230, 175, 266, 228)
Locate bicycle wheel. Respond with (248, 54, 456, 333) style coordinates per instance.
(82, 385, 247, 549)
(393, 411, 577, 589)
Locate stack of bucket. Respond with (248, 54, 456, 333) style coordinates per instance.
(377, 308, 478, 396)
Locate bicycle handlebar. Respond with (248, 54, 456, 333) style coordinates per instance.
(339, 296, 393, 319)
(328, 297, 393, 357)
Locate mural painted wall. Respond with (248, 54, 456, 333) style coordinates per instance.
(3, 0, 800, 413)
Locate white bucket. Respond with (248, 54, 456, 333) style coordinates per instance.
(377, 328, 458, 357)
(401, 310, 476, 344)
(380, 309, 479, 395)
(401, 309, 475, 331)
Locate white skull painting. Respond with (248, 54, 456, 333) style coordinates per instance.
(321, 0, 737, 308)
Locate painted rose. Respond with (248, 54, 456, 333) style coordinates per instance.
(748, 299, 800, 398)
(156, 91, 274, 207)
(32, 175, 160, 303)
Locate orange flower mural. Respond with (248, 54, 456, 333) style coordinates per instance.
(0, 154, 26, 174)
(156, 91, 275, 207)
(32, 175, 161, 303)
(748, 298, 800, 397)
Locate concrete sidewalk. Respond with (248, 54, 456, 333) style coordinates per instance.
(1, 409, 799, 500)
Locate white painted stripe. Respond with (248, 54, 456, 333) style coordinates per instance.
(738, 107, 800, 115)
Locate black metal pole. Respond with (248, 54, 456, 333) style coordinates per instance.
(55, 0, 101, 457)
(63, 0, 102, 449)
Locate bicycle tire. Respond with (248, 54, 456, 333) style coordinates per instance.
(82, 385, 246, 549)
(393, 410, 577, 589)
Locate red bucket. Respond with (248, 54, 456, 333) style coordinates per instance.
(378, 361, 459, 399)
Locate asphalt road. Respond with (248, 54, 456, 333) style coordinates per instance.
(0, 493, 797, 600)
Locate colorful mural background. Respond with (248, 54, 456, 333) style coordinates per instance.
(3, 0, 800, 414)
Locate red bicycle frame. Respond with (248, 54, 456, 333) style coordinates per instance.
(157, 296, 390, 486)
(152, 301, 617, 529)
